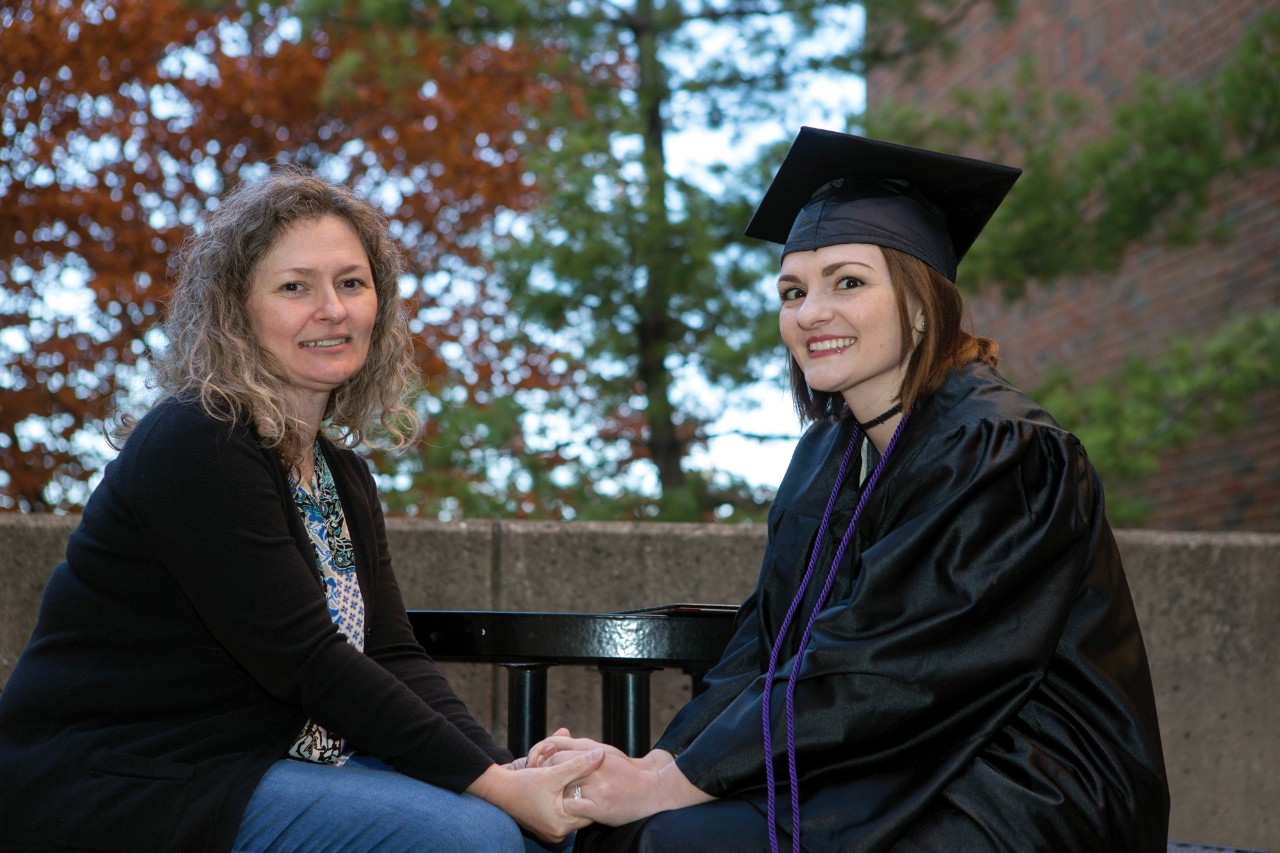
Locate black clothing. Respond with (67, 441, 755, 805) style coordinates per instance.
(0, 397, 507, 852)
(589, 362, 1169, 851)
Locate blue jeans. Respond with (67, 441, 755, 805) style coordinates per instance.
(233, 755, 559, 852)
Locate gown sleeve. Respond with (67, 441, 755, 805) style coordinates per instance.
(122, 402, 499, 790)
(670, 417, 1099, 797)
(653, 592, 762, 756)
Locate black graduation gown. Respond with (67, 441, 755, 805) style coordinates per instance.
(611, 362, 1169, 851)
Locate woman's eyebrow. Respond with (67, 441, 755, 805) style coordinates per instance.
(821, 260, 874, 277)
(271, 263, 370, 277)
(778, 260, 875, 284)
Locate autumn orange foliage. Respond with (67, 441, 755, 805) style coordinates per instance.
(1, 0, 559, 510)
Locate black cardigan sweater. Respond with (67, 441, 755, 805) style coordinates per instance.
(0, 397, 509, 852)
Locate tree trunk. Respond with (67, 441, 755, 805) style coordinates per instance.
(632, 0, 685, 499)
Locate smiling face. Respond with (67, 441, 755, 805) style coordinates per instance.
(247, 215, 377, 422)
(778, 242, 921, 421)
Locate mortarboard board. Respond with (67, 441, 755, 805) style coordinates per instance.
(745, 127, 1021, 281)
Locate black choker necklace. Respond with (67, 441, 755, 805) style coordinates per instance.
(856, 402, 902, 430)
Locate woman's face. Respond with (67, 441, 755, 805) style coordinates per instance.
(778, 242, 919, 419)
(247, 215, 378, 412)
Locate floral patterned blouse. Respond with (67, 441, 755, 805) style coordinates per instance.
(286, 439, 366, 764)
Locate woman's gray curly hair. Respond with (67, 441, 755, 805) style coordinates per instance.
(147, 166, 420, 463)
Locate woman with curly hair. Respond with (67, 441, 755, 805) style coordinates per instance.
(0, 168, 599, 852)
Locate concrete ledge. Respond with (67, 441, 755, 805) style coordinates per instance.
(0, 515, 76, 681)
(1119, 530, 1280, 849)
(0, 515, 1275, 849)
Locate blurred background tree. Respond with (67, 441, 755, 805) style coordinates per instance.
(1, 0, 563, 511)
(292, 0, 1012, 520)
(4, 0, 1276, 525)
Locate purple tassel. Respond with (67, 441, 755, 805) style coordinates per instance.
(764, 411, 910, 853)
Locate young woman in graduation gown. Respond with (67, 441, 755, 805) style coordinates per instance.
(0, 169, 600, 852)
(534, 129, 1170, 852)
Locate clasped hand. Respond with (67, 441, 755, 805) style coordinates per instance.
(469, 737, 603, 843)
(515, 728, 712, 827)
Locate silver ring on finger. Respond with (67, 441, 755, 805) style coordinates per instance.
(573, 784, 583, 800)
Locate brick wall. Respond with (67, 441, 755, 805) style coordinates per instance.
(868, 0, 1280, 531)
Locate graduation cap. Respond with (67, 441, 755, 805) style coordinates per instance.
(745, 127, 1021, 281)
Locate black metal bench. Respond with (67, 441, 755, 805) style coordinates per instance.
(413, 605, 1255, 851)
(407, 603, 739, 757)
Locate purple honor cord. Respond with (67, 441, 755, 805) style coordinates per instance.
(762, 410, 911, 853)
